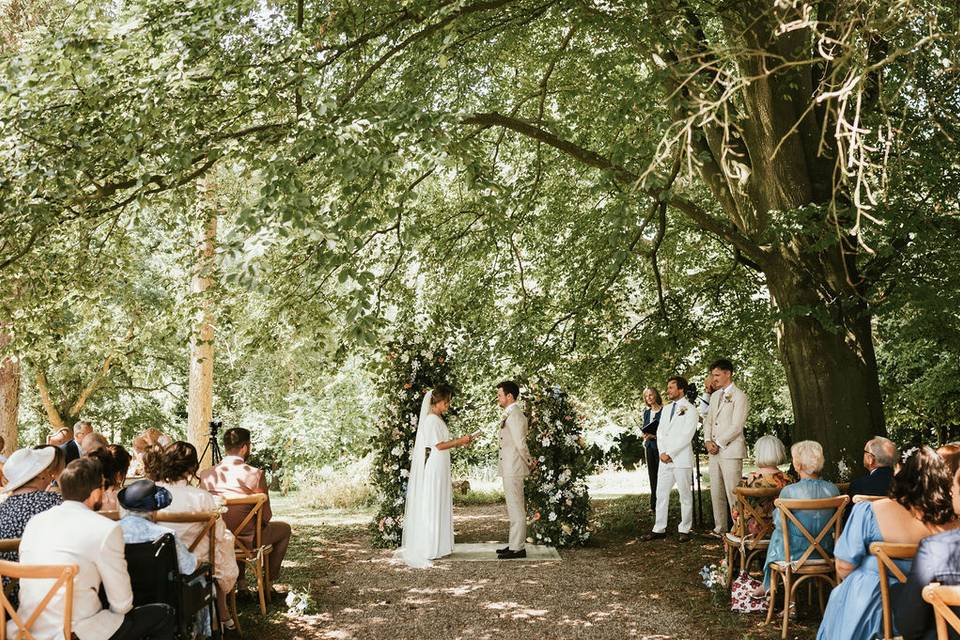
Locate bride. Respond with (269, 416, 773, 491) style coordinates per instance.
(395, 384, 474, 567)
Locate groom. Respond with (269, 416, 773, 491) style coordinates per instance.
(496, 380, 535, 559)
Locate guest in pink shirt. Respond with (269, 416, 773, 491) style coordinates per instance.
(199, 428, 291, 588)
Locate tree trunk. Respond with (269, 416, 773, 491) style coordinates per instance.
(0, 331, 19, 455)
(765, 256, 885, 479)
(188, 179, 218, 468)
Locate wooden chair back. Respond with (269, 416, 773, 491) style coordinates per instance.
(853, 494, 884, 504)
(870, 542, 917, 640)
(923, 583, 960, 640)
(224, 495, 268, 556)
(0, 539, 19, 554)
(775, 496, 849, 570)
(732, 485, 782, 544)
(97, 510, 219, 568)
(0, 560, 78, 640)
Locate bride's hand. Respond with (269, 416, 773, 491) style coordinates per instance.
(462, 435, 474, 446)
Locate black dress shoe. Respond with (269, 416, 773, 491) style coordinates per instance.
(640, 531, 667, 541)
(677, 532, 691, 543)
(496, 546, 510, 554)
(498, 549, 527, 559)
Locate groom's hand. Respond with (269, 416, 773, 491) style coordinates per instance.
(527, 458, 537, 470)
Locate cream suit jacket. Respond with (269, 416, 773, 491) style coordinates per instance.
(499, 402, 533, 477)
(12, 501, 133, 640)
(703, 383, 749, 459)
(657, 397, 698, 468)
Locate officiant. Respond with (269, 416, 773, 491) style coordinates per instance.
(641, 387, 663, 512)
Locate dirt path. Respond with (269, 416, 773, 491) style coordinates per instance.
(236, 495, 819, 639)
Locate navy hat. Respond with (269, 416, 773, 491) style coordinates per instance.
(118, 479, 172, 512)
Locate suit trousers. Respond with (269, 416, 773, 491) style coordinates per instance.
(502, 475, 526, 550)
(653, 464, 693, 534)
(108, 604, 175, 640)
(708, 455, 743, 532)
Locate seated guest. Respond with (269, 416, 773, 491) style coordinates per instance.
(144, 441, 239, 634)
(0, 447, 64, 562)
(200, 427, 291, 586)
(759, 440, 839, 593)
(50, 427, 79, 463)
(892, 445, 960, 640)
(88, 445, 132, 512)
(817, 446, 958, 640)
(733, 434, 791, 538)
(81, 431, 109, 456)
(848, 436, 898, 498)
(118, 479, 197, 574)
(11, 457, 174, 640)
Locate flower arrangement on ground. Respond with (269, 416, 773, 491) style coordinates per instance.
(523, 381, 596, 547)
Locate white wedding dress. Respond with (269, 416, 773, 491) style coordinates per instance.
(394, 391, 455, 568)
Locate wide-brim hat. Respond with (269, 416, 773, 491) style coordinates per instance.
(118, 479, 172, 512)
(1, 447, 56, 494)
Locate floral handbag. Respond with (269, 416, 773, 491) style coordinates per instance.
(730, 571, 767, 612)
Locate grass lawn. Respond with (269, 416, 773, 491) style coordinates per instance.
(234, 487, 823, 639)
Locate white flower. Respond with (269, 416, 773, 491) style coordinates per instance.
(399, 469, 409, 478)
(548, 511, 557, 521)
(541, 437, 551, 447)
(410, 414, 418, 426)
(391, 445, 403, 457)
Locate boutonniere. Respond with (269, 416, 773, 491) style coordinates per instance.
(723, 393, 733, 403)
(678, 406, 688, 416)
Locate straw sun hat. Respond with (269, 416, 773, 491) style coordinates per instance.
(1, 447, 56, 493)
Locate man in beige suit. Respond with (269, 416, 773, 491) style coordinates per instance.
(496, 380, 535, 559)
(703, 358, 749, 536)
(199, 427, 291, 587)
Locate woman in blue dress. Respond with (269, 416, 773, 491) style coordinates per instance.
(758, 440, 839, 594)
(817, 446, 959, 640)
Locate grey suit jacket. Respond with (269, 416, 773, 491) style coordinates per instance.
(703, 384, 749, 459)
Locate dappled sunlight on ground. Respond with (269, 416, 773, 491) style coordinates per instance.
(234, 495, 819, 639)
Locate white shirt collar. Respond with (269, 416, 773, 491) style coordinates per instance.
(222, 455, 244, 464)
(722, 383, 735, 395)
(503, 401, 517, 414)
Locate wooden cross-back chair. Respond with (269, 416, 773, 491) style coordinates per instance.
(924, 583, 960, 640)
(765, 495, 850, 640)
(98, 509, 234, 632)
(0, 559, 78, 640)
(853, 494, 884, 504)
(224, 494, 273, 616)
(870, 542, 918, 640)
(724, 485, 783, 585)
(0, 540, 19, 554)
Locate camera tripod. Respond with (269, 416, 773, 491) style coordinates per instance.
(199, 420, 223, 466)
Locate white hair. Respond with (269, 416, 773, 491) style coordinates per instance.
(753, 435, 787, 468)
(866, 436, 898, 467)
(791, 440, 825, 475)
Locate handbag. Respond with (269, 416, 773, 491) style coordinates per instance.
(730, 570, 767, 612)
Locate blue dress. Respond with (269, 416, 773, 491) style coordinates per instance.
(816, 501, 911, 640)
(763, 478, 840, 588)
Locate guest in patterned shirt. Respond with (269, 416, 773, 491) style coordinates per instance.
(0, 446, 65, 562)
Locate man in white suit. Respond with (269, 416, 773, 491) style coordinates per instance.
(703, 358, 750, 536)
(496, 380, 535, 559)
(643, 376, 698, 543)
(12, 457, 175, 640)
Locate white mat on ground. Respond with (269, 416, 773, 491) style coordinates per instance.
(443, 543, 561, 561)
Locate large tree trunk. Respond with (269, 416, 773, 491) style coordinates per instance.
(187, 179, 218, 468)
(765, 255, 884, 478)
(0, 331, 19, 455)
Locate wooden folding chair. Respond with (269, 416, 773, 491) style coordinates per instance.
(853, 494, 884, 504)
(924, 583, 960, 640)
(724, 485, 782, 585)
(765, 495, 849, 640)
(0, 559, 78, 640)
(870, 542, 918, 640)
(225, 494, 273, 616)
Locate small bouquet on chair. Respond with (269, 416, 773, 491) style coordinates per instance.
(730, 571, 767, 613)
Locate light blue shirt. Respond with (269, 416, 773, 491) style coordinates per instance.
(118, 514, 198, 574)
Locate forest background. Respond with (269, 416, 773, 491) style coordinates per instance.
(1, 0, 958, 498)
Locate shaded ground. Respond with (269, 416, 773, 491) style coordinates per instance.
(236, 493, 821, 639)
